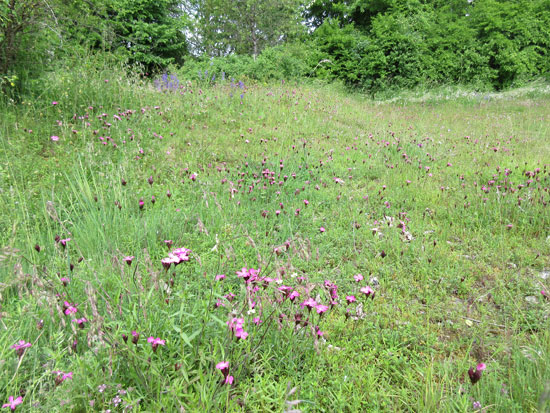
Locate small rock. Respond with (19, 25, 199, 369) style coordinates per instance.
(539, 270, 549, 280)
(525, 296, 538, 304)
(507, 262, 517, 269)
(369, 276, 380, 288)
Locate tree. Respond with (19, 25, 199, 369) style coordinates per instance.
(108, 0, 189, 69)
(188, 0, 305, 58)
(0, 0, 47, 74)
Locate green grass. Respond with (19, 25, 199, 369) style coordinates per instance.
(1, 61, 549, 412)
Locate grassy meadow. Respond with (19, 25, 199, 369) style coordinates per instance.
(1, 63, 550, 412)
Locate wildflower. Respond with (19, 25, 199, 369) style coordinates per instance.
(131, 330, 139, 344)
(354, 274, 363, 282)
(51, 135, 59, 141)
(164, 240, 173, 247)
(473, 401, 482, 409)
(123, 256, 134, 266)
(59, 238, 71, 248)
(72, 318, 87, 328)
(289, 291, 300, 301)
(346, 295, 356, 304)
(236, 267, 259, 283)
(122, 334, 128, 343)
(63, 301, 77, 315)
(60, 277, 70, 287)
(52, 101, 58, 105)
(54, 371, 73, 386)
(215, 274, 226, 281)
(301, 298, 317, 311)
(316, 304, 329, 315)
(147, 176, 154, 185)
(34, 244, 41, 252)
(216, 361, 233, 384)
(2, 396, 23, 411)
(11, 340, 31, 358)
(320, 226, 326, 233)
(360, 286, 375, 299)
(147, 337, 166, 352)
(468, 363, 486, 384)
(542, 290, 549, 300)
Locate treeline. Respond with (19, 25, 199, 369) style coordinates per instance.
(1, 0, 550, 96)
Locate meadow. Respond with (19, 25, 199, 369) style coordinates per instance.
(1, 63, 549, 412)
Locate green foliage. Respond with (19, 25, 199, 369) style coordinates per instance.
(179, 42, 316, 82)
(108, 0, 189, 70)
(187, 0, 305, 58)
(308, 0, 550, 91)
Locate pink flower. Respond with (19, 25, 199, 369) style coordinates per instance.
(50, 135, 59, 141)
(315, 304, 329, 315)
(53, 371, 73, 386)
(468, 363, 486, 384)
(236, 267, 258, 283)
(360, 286, 375, 299)
(52, 101, 58, 105)
(11, 340, 31, 358)
(289, 291, 300, 301)
(131, 330, 139, 344)
(147, 336, 166, 352)
(215, 274, 226, 281)
(304, 199, 309, 206)
(216, 361, 233, 384)
(2, 396, 23, 411)
(72, 318, 87, 328)
(353, 274, 363, 282)
(63, 301, 77, 315)
(59, 238, 70, 248)
(346, 295, 356, 304)
(300, 298, 317, 311)
(319, 227, 325, 233)
(123, 256, 134, 265)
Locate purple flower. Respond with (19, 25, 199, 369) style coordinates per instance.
(11, 340, 31, 358)
(54, 371, 73, 386)
(131, 330, 139, 344)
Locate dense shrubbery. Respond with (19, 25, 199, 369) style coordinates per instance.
(1, 0, 550, 98)
(308, 0, 550, 91)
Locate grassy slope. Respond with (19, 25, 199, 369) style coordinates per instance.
(1, 65, 549, 412)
